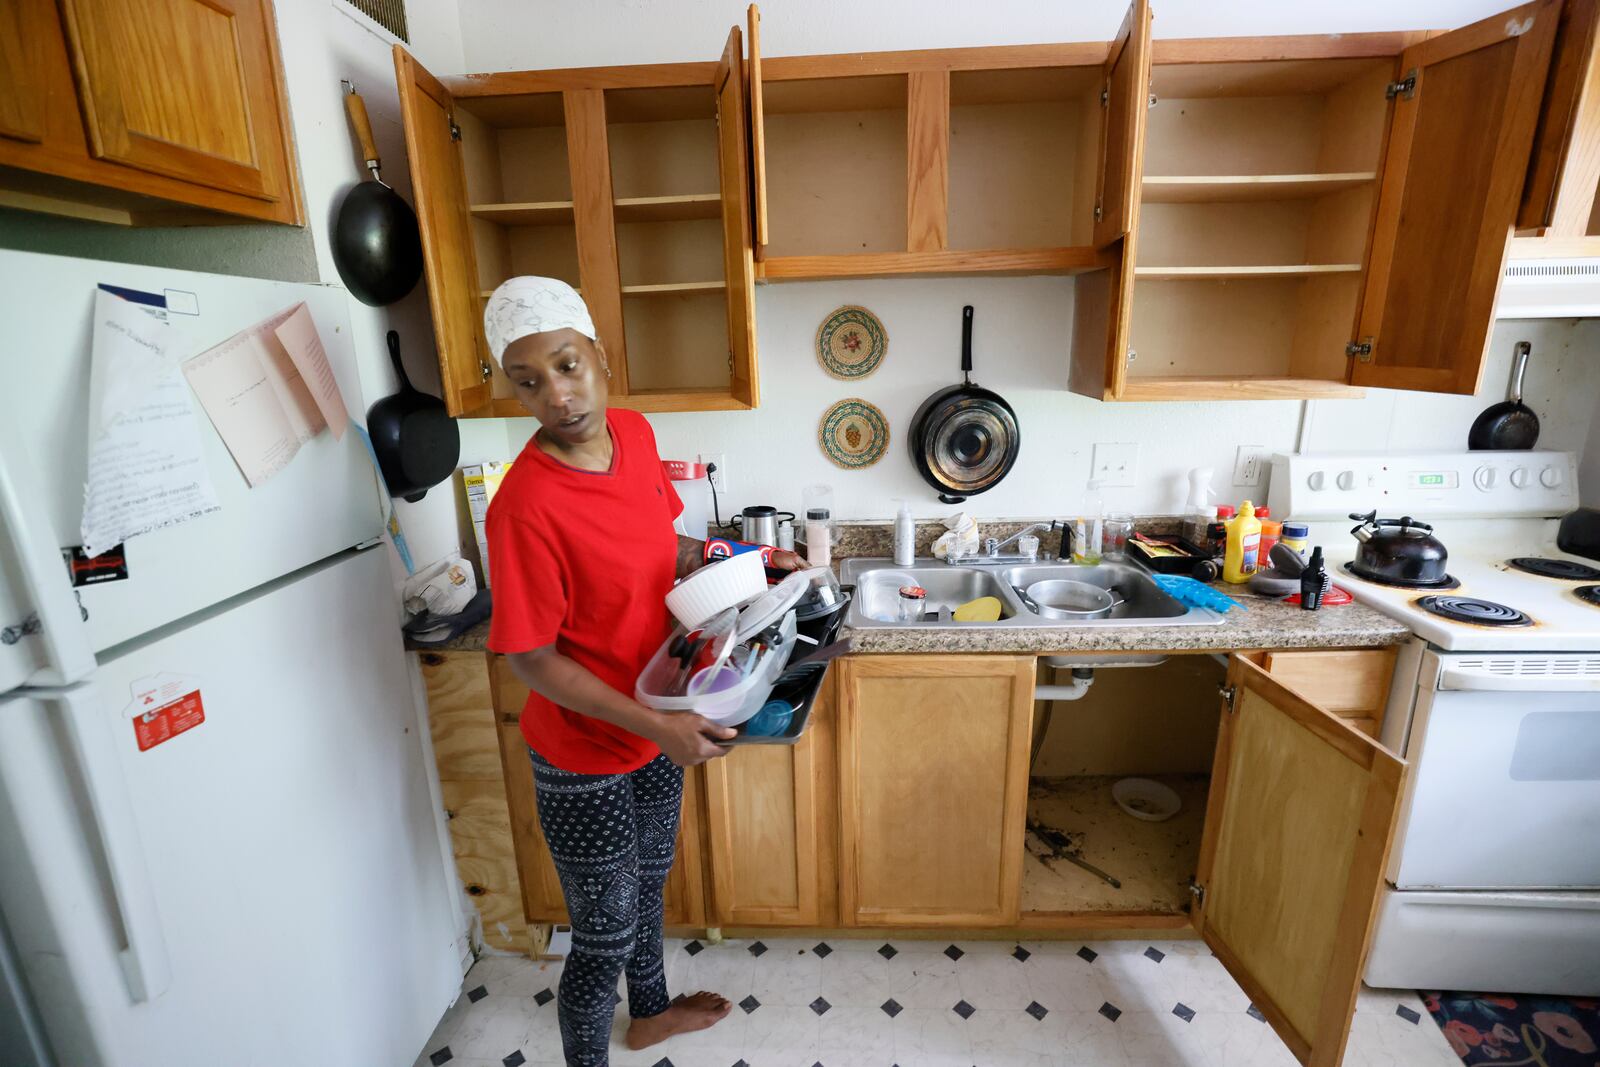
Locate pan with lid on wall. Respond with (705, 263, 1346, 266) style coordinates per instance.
(907, 305, 1020, 505)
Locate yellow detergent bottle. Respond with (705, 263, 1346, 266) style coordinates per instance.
(1223, 500, 1263, 584)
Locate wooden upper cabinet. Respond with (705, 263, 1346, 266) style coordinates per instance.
(1518, 0, 1600, 237)
(1094, 0, 1153, 247)
(0, 2, 49, 144)
(747, 4, 769, 255)
(57, 0, 291, 202)
(836, 655, 1033, 928)
(393, 46, 494, 417)
(1196, 656, 1406, 1067)
(716, 24, 760, 407)
(1354, 0, 1560, 395)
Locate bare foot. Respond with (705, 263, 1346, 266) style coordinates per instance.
(624, 991, 732, 1050)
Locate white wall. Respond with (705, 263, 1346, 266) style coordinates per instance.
(457, 0, 1600, 522)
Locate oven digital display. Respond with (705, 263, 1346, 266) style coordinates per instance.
(1408, 471, 1459, 489)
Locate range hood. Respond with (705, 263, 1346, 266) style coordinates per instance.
(1497, 257, 1600, 318)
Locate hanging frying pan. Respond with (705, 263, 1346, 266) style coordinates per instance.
(908, 305, 1020, 504)
(332, 82, 424, 307)
(367, 331, 460, 502)
(1468, 340, 1540, 450)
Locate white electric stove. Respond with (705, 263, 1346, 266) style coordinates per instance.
(1270, 451, 1600, 996)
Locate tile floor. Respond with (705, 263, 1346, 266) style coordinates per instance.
(413, 937, 1463, 1067)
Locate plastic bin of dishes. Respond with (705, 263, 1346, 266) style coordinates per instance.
(636, 611, 798, 726)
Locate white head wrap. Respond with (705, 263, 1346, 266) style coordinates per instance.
(483, 276, 597, 363)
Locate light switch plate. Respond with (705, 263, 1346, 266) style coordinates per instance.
(1233, 445, 1267, 487)
(1090, 442, 1139, 487)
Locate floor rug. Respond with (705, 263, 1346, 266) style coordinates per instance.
(1425, 991, 1600, 1064)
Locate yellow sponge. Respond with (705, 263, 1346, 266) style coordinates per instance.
(953, 596, 1003, 623)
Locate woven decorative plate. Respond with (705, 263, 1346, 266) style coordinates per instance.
(819, 398, 890, 470)
(815, 305, 888, 380)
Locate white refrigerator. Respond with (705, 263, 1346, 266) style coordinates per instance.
(0, 251, 462, 1067)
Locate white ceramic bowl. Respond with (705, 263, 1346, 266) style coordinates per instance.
(665, 551, 767, 629)
(1112, 777, 1182, 822)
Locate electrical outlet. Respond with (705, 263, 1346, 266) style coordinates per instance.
(699, 452, 728, 493)
(1233, 445, 1267, 487)
(1090, 442, 1139, 487)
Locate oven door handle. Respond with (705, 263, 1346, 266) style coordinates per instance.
(1440, 665, 1600, 692)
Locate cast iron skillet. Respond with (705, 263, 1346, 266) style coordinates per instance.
(332, 84, 424, 307)
(1468, 340, 1540, 450)
(367, 331, 459, 502)
(908, 305, 1021, 504)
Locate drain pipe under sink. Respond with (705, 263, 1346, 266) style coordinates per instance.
(1035, 668, 1095, 702)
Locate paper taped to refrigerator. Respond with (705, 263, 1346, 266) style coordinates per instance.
(182, 302, 346, 487)
(81, 288, 221, 558)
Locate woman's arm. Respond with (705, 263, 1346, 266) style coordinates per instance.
(675, 535, 705, 579)
(504, 643, 734, 766)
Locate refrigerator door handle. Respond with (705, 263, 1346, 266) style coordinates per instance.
(53, 687, 172, 1004)
(0, 418, 95, 686)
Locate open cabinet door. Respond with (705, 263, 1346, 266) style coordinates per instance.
(1194, 657, 1406, 1067)
(393, 45, 492, 417)
(1352, 0, 1559, 395)
(716, 25, 760, 408)
(747, 4, 768, 256)
(1094, 0, 1152, 248)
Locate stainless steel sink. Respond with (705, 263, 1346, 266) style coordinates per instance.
(840, 558, 1223, 629)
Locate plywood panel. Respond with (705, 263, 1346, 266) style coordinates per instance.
(440, 778, 534, 954)
(607, 118, 719, 199)
(948, 100, 1083, 250)
(622, 290, 731, 391)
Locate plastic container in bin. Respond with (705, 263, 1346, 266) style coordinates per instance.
(636, 611, 797, 726)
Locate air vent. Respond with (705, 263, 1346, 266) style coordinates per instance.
(1440, 655, 1600, 691)
(1497, 256, 1600, 317)
(1451, 656, 1600, 677)
(1504, 261, 1600, 280)
(342, 0, 408, 42)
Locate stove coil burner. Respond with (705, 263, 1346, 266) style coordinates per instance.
(1508, 557, 1600, 581)
(1416, 595, 1533, 627)
(1576, 585, 1600, 609)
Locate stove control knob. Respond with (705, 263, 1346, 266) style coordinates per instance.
(1511, 466, 1532, 489)
(1473, 465, 1499, 491)
(1307, 470, 1327, 491)
(1541, 465, 1563, 489)
(1336, 470, 1356, 491)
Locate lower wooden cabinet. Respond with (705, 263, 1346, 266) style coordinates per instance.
(834, 654, 1036, 928)
(1259, 647, 1398, 738)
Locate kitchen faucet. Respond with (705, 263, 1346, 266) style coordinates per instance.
(944, 521, 1056, 565)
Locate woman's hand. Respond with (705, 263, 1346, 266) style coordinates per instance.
(647, 710, 736, 766)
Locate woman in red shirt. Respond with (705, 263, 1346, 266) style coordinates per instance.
(482, 277, 801, 1067)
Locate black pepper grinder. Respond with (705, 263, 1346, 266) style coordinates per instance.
(1300, 546, 1330, 611)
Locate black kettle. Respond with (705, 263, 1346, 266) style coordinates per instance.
(1347, 511, 1451, 587)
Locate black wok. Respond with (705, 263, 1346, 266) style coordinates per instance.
(333, 84, 423, 307)
(367, 331, 459, 502)
(908, 305, 1020, 504)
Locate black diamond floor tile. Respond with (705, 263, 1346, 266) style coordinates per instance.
(881, 998, 903, 1018)
(813, 941, 833, 958)
(1247, 1004, 1267, 1023)
(1026, 1001, 1049, 1021)
(1077, 946, 1098, 963)
(1145, 946, 1166, 963)
(651, 1059, 673, 1067)
(953, 999, 976, 1019)
(684, 940, 704, 956)
(502, 1052, 525, 1067)
(534, 988, 554, 1007)
(1099, 1002, 1122, 1022)
(1012, 945, 1031, 962)
(466, 984, 488, 1003)
(878, 943, 898, 960)
(733, 1061, 749, 1067)
(810, 996, 831, 1016)
(429, 1049, 452, 1066)
(740, 994, 761, 1014)
(1396, 1004, 1421, 1024)
(944, 944, 965, 961)
(749, 940, 768, 957)
(1173, 1003, 1195, 1023)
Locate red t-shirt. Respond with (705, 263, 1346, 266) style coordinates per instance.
(485, 408, 683, 773)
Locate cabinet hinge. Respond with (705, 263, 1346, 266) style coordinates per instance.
(1219, 684, 1238, 713)
(1385, 71, 1417, 101)
(1093, 200, 1104, 222)
(1187, 878, 1206, 908)
(449, 119, 462, 141)
(1126, 347, 1137, 363)
(479, 359, 493, 382)
(1346, 338, 1374, 362)
(1148, 91, 1159, 109)
(1100, 85, 1109, 107)
(1, 612, 40, 646)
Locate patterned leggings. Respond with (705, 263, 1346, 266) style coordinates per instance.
(529, 749, 683, 1067)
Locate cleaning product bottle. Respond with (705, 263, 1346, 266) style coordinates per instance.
(1300, 546, 1329, 610)
(893, 500, 915, 566)
(1182, 468, 1215, 546)
(1223, 500, 1263, 584)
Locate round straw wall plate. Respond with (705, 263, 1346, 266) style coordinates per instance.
(819, 398, 889, 470)
(816, 305, 888, 380)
